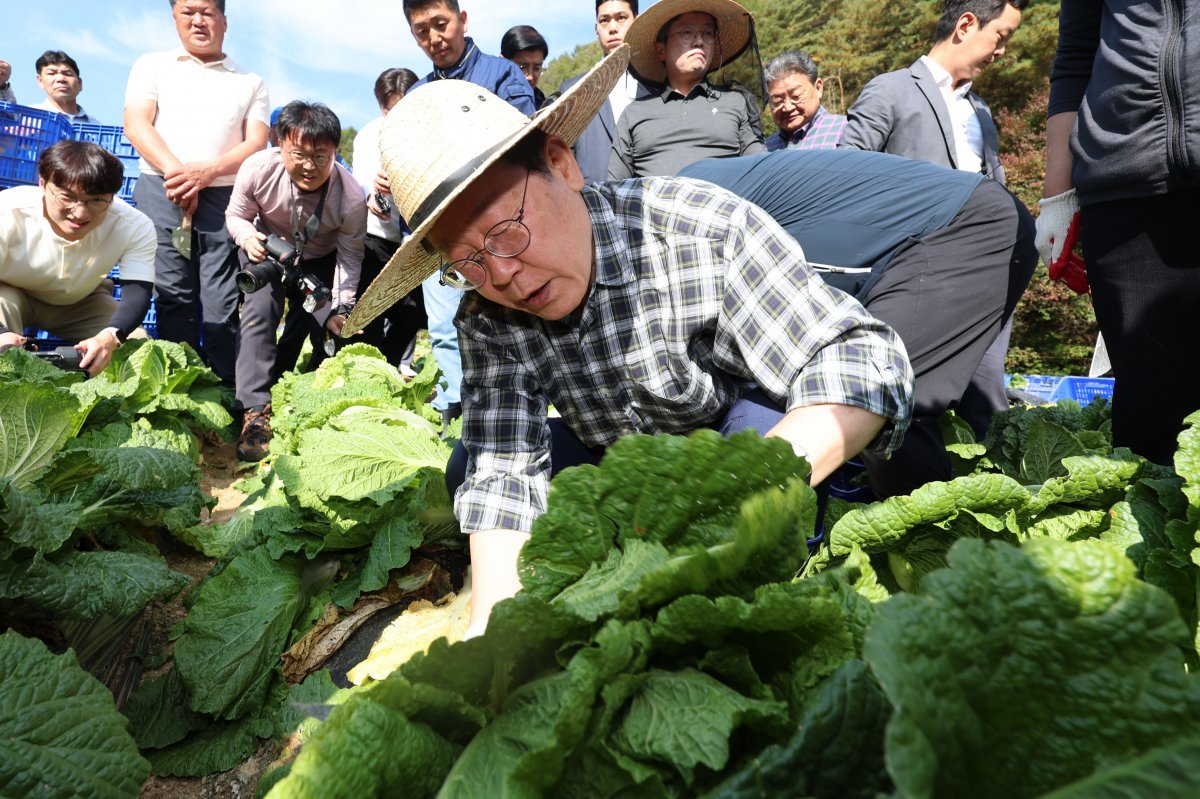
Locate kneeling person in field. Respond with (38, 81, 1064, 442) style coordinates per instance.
(343, 49, 914, 636)
(0, 141, 156, 375)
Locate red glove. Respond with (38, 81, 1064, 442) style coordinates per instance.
(1046, 212, 1090, 295)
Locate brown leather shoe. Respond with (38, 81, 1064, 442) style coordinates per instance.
(237, 404, 273, 462)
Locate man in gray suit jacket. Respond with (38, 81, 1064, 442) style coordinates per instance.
(840, 0, 1025, 182)
(558, 1, 657, 183)
(840, 0, 1027, 438)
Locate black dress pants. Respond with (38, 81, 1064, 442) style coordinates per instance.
(1081, 190, 1200, 465)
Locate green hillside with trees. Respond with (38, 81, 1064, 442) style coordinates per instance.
(543, 0, 1095, 375)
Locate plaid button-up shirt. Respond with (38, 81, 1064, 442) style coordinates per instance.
(766, 106, 848, 152)
(453, 178, 913, 533)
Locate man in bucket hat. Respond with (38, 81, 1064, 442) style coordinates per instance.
(344, 48, 913, 635)
(608, 0, 766, 179)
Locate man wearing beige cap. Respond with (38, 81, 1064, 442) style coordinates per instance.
(608, 0, 765, 179)
(345, 47, 913, 635)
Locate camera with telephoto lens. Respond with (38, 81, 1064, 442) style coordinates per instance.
(236, 234, 333, 314)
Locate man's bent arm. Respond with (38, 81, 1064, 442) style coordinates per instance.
(766, 403, 886, 485)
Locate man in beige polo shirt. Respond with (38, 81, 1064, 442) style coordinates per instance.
(0, 142, 156, 376)
(123, 0, 270, 386)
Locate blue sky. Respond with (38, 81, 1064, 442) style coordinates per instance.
(4, 1, 653, 131)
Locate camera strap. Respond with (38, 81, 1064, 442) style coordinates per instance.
(291, 179, 330, 263)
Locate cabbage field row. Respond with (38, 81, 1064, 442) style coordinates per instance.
(1, 341, 1198, 799)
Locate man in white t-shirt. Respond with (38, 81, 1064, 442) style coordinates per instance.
(123, 0, 270, 386)
(0, 142, 156, 376)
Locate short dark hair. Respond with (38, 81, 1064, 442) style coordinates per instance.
(35, 50, 81, 76)
(500, 26, 549, 60)
(168, 0, 226, 14)
(655, 12, 716, 45)
(935, 0, 1028, 41)
(374, 68, 419, 109)
(275, 101, 342, 151)
(596, 0, 638, 14)
(498, 129, 552, 176)
(764, 50, 818, 84)
(402, 0, 459, 23)
(39, 141, 123, 195)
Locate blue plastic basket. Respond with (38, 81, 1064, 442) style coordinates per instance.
(0, 101, 73, 188)
(71, 123, 141, 206)
(1049, 376, 1114, 405)
(1005, 374, 1062, 402)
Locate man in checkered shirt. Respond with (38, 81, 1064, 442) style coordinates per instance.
(443, 131, 912, 630)
(347, 67, 913, 634)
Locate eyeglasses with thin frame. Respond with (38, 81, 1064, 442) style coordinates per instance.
(769, 88, 813, 111)
(439, 169, 532, 291)
(48, 183, 113, 214)
(666, 25, 717, 44)
(288, 150, 333, 168)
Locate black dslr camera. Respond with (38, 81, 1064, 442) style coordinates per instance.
(25, 344, 86, 372)
(236, 234, 333, 314)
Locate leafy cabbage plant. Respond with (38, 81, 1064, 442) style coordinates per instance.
(0, 348, 208, 624)
(263, 412, 1200, 799)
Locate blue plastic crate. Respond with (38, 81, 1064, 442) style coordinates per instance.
(71, 123, 137, 158)
(1005, 374, 1062, 402)
(0, 101, 73, 188)
(1049, 376, 1114, 405)
(71, 123, 140, 205)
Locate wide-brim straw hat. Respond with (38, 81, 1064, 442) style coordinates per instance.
(624, 0, 754, 84)
(343, 44, 631, 335)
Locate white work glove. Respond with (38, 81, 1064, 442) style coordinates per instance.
(1034, 188, 1079, 267)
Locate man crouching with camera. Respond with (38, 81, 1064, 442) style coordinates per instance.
(226, 100, 367, 461)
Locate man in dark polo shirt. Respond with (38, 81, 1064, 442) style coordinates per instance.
(608, 0, 765, 179)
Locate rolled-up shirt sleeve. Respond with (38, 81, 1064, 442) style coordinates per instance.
(714, 201, 913, 455)
(453, 312, 552, 534)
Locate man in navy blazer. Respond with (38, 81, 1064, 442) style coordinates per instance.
(839, 0, 1028, 438)
(558, 1, 657, 183)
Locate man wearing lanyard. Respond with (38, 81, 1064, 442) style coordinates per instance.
(225, 101, 367, 461)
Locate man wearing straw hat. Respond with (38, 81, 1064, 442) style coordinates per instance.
(344, 47, 913, 634)
(608, 0, 765, 180)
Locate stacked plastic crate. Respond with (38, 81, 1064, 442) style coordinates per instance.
(2, 102, 157, 339)
(72, 123, 140, 207)
(0, 101, 73, 189)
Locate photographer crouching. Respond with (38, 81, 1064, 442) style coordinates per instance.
(0, 141, 156, 376)
(226, 101, 367, 461)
